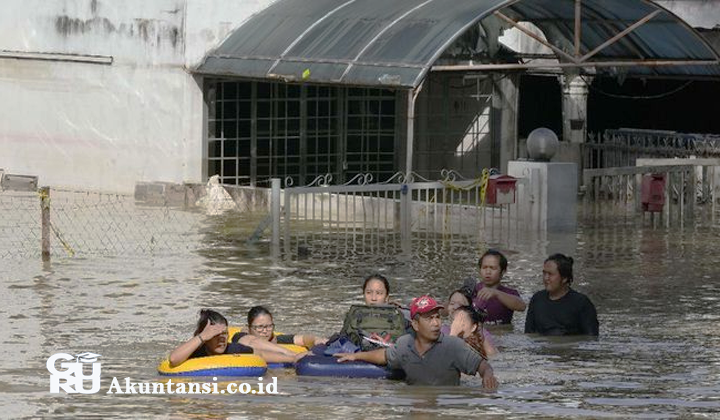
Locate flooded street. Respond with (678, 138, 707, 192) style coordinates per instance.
(2, 212, 720, 419)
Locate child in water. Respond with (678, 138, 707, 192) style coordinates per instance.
(450, 305, 498, 359)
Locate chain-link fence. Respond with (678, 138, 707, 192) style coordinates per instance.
(0, 190, 42, 258)
(0, 184, 272, 260)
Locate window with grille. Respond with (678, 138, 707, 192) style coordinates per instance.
(206, 79, 397, 186)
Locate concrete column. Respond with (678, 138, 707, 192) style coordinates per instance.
(508, 160, 578, 232)
(492, 74, 520, 174)
(559, 74, 592, 188)
(560, 74, 592, 144)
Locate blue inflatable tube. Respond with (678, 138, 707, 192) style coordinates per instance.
(267, 362, 293, 369)
(295, 355, 404, 379)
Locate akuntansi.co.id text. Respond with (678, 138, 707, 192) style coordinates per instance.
(106, 376, 278, 395)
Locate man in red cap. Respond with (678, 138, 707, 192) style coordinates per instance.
(335, 295, 498, 388)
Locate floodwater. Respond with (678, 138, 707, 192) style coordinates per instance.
(1, 211, 720, 419)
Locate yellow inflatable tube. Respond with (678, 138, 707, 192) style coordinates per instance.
(157, 354, 267, 377)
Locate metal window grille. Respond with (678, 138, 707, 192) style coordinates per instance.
(345, 88, 397, 182)
(415, 74, 493, 179)
(206, 80, 397, 186)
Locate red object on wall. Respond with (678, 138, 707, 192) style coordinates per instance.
(486, 174, 517, 205)
(641, 174, 665, 212)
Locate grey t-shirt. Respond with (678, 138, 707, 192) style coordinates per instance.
(385, 333, 482, 386)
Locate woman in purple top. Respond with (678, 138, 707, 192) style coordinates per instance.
(473, 249, 526, 324)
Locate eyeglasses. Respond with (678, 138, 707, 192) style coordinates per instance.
(251, 324, 275, 332)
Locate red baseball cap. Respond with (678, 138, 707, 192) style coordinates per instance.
(410, 295, 444, 319)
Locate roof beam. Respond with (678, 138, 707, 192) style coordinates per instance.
(432, 59, 720, 72)
(494, 11, 579, 64)
(574, 0, 582, 58)
(580, 9, 663, 63)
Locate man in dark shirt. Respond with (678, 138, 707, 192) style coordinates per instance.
(525, 254, 599, 336)
(335, 295, 498, 388)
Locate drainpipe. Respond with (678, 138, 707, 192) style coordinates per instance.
(405, 83, 424, 176)
(401, 84, 423, 249)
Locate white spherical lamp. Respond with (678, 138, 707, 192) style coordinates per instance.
(527, 127, 559, 161)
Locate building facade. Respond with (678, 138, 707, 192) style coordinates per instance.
(1, 0, 718, 192)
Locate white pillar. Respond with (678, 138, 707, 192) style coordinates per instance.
(492, 74, 520, 174)
(560, 74, 592, 144)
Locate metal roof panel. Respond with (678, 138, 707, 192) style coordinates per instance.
(196, 0, 720, 87)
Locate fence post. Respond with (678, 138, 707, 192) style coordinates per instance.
(271, 178, 281, 246)
(40, 186, 50, 262)
(688, 166, 697, 217)
(713, 166, 718, 224)
(634, 174, 642, 213)
(400, 183, 411, 247)
(664, 172, 671, 227)
(283, 184, 292, 258)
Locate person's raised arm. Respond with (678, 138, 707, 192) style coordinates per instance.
(334, 348, 387, 366)
(168, 322, 225, 367)
(476, 288, 526, 312)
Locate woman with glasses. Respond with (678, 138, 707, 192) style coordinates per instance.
(238, 306, 327, 348)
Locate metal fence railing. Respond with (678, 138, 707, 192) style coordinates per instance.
(582, 161, 720, 227)
(583, 129, 720, 170)
(276, 170, 532, 257)
(1, 169, 537, 261)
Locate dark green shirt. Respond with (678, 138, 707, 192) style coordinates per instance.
(385, 333, 482, 386)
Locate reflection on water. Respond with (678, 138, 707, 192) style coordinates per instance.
(2, 212, 720, 418)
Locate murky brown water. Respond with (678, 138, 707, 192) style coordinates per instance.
(2, 212, 720, 419)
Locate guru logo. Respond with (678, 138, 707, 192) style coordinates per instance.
(47, 352, 102, 394)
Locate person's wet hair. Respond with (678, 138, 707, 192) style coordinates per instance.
(247, 305, 274, 326)
(545, 253, 574, 284)
(479, 249, 508, 273)
(456, 305, 487, 325)
(194, 309, 228, 336)
(362, 273, 390, 295)
(449, 287, 473, 306)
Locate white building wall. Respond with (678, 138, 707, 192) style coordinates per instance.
(656, 0, 720, 29)
(0, 0, 275, 193)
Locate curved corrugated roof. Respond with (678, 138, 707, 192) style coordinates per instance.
(196, 0, 720, 88)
